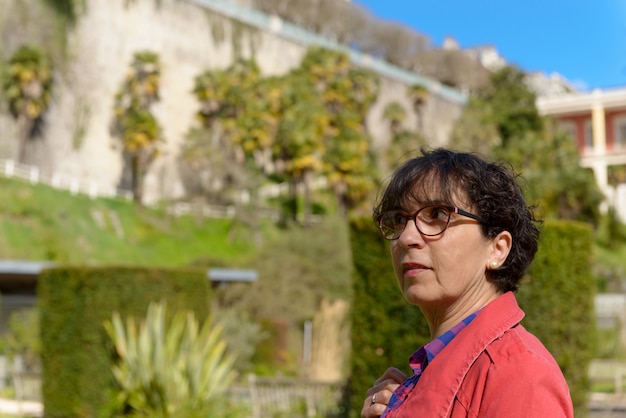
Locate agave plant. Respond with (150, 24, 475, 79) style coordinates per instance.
(103, 301, 240, 417)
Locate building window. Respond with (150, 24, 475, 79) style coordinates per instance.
(557, 121, 577, 140)
(584, 120, 594, 150)
(615, 116, 626, 150)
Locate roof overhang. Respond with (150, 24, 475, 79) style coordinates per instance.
(0, 260, 55, 294)
(537, 87, 626, 116)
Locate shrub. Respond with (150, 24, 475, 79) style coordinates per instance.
(103, 301, 242, 417)
(517, 219, 596, 417)
(39, 266, 210, 417)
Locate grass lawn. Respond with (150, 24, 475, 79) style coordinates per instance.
(0, 176, 261, 268)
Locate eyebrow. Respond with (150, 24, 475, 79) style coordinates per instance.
(399, 198, 451, 209)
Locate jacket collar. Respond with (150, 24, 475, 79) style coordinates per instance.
(412, 292, 524, 417)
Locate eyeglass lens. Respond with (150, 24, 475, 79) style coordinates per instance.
(379, 206, 452, 239)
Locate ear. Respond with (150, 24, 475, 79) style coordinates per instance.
(488, 231, 512, 269)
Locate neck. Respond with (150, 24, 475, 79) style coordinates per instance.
(422, 288, 502, 339)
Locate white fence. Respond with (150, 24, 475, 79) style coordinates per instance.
(0, 158, 330, 222)
(0, 158, 132, 201)
(0, 370, 343, 418)
(231, 375, 344, 418)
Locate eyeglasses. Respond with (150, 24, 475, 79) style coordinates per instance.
(377, 205, 486, 240)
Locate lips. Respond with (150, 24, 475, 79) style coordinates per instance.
(402, 262, 430, 273)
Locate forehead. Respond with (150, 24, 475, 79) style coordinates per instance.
(398, 173, 470, 208)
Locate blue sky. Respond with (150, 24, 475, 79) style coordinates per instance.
(353, 0, 626, 91)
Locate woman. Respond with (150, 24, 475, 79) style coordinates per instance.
(362, 148, 573, 417)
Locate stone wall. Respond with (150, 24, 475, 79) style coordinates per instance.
(0, 0, 464, 204)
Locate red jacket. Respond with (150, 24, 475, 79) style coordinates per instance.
(387, 292, 574, 418)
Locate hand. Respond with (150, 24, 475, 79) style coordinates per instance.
(361, 367, 408, 418)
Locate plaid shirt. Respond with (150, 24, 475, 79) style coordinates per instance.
(381, 310, 481, 418)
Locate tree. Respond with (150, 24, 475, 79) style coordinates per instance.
(382, 101, 425, 170)
(495, 131, 603, 224)
(186, 48, 381, 223)
(112, 51, 163, 204)
(476, 65, 544, 146)
(450, 65, 603, 224)
(3, 45, 53, 163)
(185, 66, 236, 203)
(448, 96, 500, 155)
(296, 47, 380, 217)
(272, 70, 327, 224)
(188, 59, 280, 242)
(382, 102, 407, 137)
(407, 83, 429, 131)
(324, 111, 378, 217)
(178, 127, 241, 205)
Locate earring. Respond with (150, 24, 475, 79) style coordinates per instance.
(489, 261, 499, 269)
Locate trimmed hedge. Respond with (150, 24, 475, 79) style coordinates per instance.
(348, 217, 595, 417)
(518, 219, 596, 417)
(38, 266, 211, 418)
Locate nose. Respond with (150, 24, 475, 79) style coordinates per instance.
(396, 218, 426, 247)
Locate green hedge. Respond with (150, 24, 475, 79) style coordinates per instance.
(38, 266, 211, 418)
(518, 219, 596, 417)
(348, 217, 595, 418)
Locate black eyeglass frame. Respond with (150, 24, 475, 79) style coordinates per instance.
(377, 205, 486, 240)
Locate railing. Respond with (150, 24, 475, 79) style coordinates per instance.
(231, 375, 345, 418)
(0, 158, 133, 201)
(0, 373, 342, 418)
(0, 158, 330, 222)
(590, 360, 626, 395)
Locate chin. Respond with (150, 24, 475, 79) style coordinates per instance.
(403, 290, 432, 307)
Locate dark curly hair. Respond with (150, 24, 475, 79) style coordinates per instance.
(372, 148, 541, 293)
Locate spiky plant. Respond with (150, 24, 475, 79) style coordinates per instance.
(103, 301, 242, 417)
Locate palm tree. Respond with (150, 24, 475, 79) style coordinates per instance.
(189, 60, 277, 241)
(407, 83, 429, 131)
(3, 45, 53, 163)
(298, 47, 380, 217)
(382, 101, 407, 137)
(273, 71, 328, 224)
(381, 101, 426, 168)
(112, 50, 163, 204)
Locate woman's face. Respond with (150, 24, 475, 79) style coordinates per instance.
(389, 196, 503, 313)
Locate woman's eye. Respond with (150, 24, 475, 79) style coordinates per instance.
(392, 212, 407, 225)
(425, 206, 450, 220)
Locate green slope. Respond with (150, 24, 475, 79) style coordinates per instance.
(0, 176, 256, 267)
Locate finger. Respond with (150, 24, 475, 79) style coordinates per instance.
(366, 377, 404, 397)
(372, 378, 401, 390)
(361, 394, 388, 418)
(374, 367, 408, 385)
(363, 389, 394, 411)
(362, 368, 408, 417)
(371, 389, 394, 406)
(361, 402, 387, 418)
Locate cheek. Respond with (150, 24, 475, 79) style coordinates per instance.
(436, 231, 489, 270)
